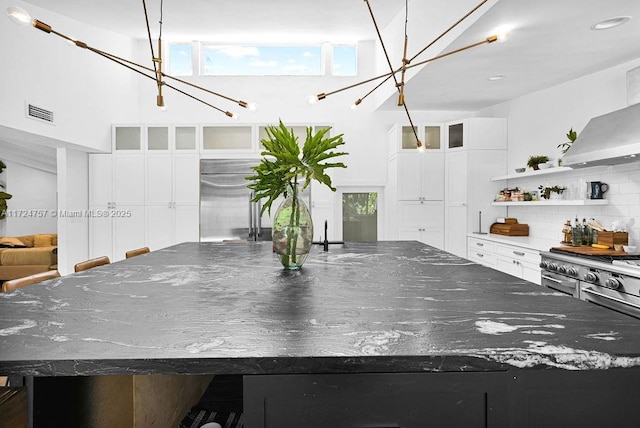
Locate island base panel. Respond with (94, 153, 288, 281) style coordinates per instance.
(33, 374, 212, 428)
(244, 372, 509, 428)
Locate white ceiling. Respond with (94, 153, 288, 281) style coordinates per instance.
(17, 0, 640, 112)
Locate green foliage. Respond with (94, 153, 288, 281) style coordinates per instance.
(526, 155, 549, 168)
(0, 160, 11, 220)
(246, 121, 348, 215)
(557, 127, 578, 154)
(538, 185, 566, 199)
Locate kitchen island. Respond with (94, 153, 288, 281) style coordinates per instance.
(2, 241, 640, 427)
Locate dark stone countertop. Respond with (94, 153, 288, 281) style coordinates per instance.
(1, 241, 640, 377)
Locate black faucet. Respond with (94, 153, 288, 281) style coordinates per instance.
(313, 220, 345, 251)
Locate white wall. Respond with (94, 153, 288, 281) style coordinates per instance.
(56, 148, 89, 275)
(1, 0, 140, 152)
(477, 58, 640, 246)
(134, 40, 472, 187)
(2, 161, 57, 236)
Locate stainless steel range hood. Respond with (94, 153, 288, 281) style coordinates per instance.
(562, 103, 640, 168)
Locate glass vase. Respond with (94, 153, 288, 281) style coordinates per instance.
(272, 188, 314, 270)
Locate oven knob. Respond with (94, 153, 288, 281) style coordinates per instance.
(606, 278, 621, 290)
(558, 266, 567, 274)
(567, 267, 578, 276)
(548, 263, 558, 271)
(539, 261, 548, 269)
(584, 272, 598, 282)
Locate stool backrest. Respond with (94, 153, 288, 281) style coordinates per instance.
(2, 270, 61, 292)
(125, 247, 150, 259)
(74, 256, 111, 272)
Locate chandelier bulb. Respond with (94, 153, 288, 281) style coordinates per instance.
(350, 98, 362, 110)
(307, 95, 319, 105)
(416, 141, 426, 154)
(6, 6, 32, 26)
(248, 102, 259, 112)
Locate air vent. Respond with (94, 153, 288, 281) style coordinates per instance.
(25, 103, 55, 124)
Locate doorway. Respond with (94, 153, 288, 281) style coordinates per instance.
(341, 192, 378, 241)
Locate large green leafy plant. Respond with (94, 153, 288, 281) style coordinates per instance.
(247, 121, 347, 269)
(246, 121, 348, 215)
(0, 160, 12, 220)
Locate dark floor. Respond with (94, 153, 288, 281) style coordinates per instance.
(179, 375, 244, 428)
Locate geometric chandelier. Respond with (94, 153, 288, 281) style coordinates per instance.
(6, 0, 258, 119)
(309, 0, 504, 151)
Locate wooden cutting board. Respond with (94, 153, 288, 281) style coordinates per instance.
(551, 245, 626, 256)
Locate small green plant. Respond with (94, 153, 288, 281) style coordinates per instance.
(527, 155, 550, 169)
(557, 128, 578, 154)
(538, 185, 566, 200)
(0, 160, 12, 220)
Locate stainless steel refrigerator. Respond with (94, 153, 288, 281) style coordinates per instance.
(200, 159, 310, 242)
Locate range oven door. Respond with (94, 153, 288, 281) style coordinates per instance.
(581, 285, 640, 320)
(541, 270, 579, 298)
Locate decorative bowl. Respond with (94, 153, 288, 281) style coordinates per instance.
(623, 245, 637, 254)
(515, 167, 526, 173)
(538, 162, 552, 169)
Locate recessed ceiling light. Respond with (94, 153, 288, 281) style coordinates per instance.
(488, 74, 505, 81)
(591, 16, 631, 30)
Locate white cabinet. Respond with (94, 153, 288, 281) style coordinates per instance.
(89, 154, 146, 262)
(145, 154, 200, 251)
(397, 201, 444, 248)
(90, 151, 200, 260)
(467, 236, 497, 268)
(467, 236, 542, 285)
(495, 244, 541, 285)
(386, 124, 445, 249)
(444, 118, 508, 258)
(397, 152, 444, 201)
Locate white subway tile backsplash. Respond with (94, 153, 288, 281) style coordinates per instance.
(497, 162, 640, 249)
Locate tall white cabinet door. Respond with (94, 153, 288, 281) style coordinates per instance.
(146, 156, 173, 206)
(422, 152, 445, 201)
(89, 214, 113, 260)
(113, 156, 145, 205)
(114, 206, 146, 260)
(446, 205, 468, 258)
(89, 155, 113, 206)
(175, 206, 200, 243)
(173, 155, 200, 205)
(146, 206, 175, 251)
(397, 154, 422, 200)
(445, 151, 468, 205)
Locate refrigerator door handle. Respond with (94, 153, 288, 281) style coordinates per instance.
(249, 192, 254, 237)
(257, 200, 263, 237)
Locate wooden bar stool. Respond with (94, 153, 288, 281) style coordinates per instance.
(74, 256, 111, 272)
(125, 247, 150, 259)
(2, 270, 61, 293)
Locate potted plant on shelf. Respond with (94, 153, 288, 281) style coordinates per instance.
(246, 121, 347, 270)
(538, 185, 566, 200)
(527, 155, 550, 170)
(557, 128, 578, 154)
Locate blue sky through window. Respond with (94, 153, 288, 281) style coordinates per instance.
(333, 45, 357, 76)
(168, 43, 192, 76)
(202, 45, 323, 76)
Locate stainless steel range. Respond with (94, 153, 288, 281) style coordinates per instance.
(540, 249, 640, 320)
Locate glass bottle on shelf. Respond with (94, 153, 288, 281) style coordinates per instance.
(562, 220, 572, 244)
(571, 217, 582, 246)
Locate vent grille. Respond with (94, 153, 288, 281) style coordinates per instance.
(26, 103, 55, 124)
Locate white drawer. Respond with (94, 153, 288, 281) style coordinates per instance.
(495, 243, 540, 264)
(468, 248, 496, 267)
(468, 237, 495, 253)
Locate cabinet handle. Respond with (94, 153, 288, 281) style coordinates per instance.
(476, 253, 484, 257)
(513, 251, 525, 256)
(476, 242, 484, 247)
